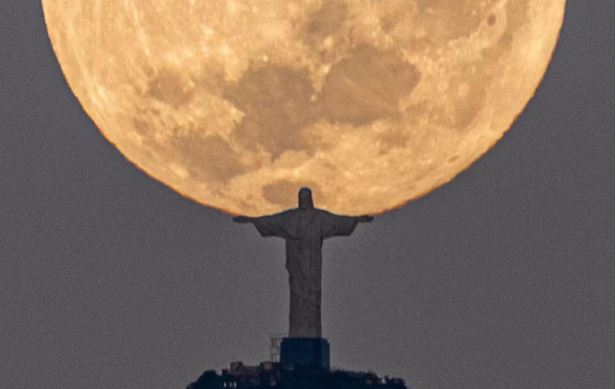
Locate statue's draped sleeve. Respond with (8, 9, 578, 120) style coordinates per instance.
(320, 211, 359, 239)
(251, 211, 293, 239)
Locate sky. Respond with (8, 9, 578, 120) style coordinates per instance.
(1, 2, 613, 389)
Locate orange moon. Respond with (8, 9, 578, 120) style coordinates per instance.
(42, 1, 565, 216)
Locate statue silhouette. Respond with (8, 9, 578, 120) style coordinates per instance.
(233, 187, 373, 338)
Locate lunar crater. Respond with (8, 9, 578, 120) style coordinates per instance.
(224, 45, 420, 159)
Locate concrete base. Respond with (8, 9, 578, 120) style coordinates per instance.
(280, 338, 330, 370)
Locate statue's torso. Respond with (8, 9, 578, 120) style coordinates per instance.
(284, 209, 326, 294)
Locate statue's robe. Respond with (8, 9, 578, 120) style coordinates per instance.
(251, 208, 360, 338)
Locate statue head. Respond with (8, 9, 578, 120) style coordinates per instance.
(298, 187, 314, 210)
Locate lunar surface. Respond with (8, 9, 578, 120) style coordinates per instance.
(42, 0, 565, 216)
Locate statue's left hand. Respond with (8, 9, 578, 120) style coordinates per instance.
(233, 216, 253, 223)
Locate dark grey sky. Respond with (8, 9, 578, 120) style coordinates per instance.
(1, 2, 613, 388)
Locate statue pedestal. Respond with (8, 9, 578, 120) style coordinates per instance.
(280, 338, 330, 370)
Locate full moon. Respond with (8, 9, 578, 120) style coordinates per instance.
(42, 0, 565, 216)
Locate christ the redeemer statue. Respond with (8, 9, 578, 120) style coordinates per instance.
(233, 187, 373, 339)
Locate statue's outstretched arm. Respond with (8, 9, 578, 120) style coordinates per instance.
(320, 212, 373, 239)
(357, 215, 374, 223)
(232, 216, 254, 223)
(233, 212, 286, 223)
(233, 212, 291, 239)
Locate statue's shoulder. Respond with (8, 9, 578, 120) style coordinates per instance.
(314, 208, 335, 218)
(274, 209, 298, 220)
(286, 208, 328, 218)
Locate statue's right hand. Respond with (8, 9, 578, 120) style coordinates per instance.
(233, 216, 252, 223)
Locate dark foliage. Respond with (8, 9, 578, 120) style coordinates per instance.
(187, 365, 407, 389)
